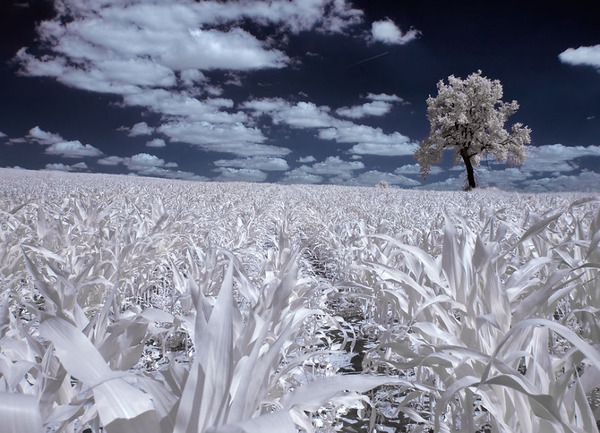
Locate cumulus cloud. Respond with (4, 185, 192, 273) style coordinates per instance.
(298, 155, 316, 163)
(157, 120, 289, 156)
(269, 101, 334, 128)
(242, 98, 290, 115)
(310, 156, 364, 177)
(123, 91, 245, 124)
(366, 93, 404, 102)
(335, 93, 405, 118)
(126, 153, 165, 170)
(45, 141, 104, 158)
(174, 28, 288, 71)
(336, 170, 420, 187)
(146, 138, 166, 148)
(524, 170, 600, 193)
(16, 49, 144, 95)
(371, 19, 419, 45)
(419, 143, 600, 191)
(13, 0, 369, 162)
(165, 170, 207, 182)
(336, 100, 393, 118)
(349, 142, 417, 156)
(281, 156, 364, 184)
(395, 163, 443, 176)
(430, 166, 600, 193)
(96, 152, 204, 181)
(27, 126, 65, 145)
(72, 162, 89, 170)
(214, 167, 268, 183)
(44, 163, 74, 172)
(15, 0, 364, 95)
(44, 162, 88, 172)
(128, 122, 154, 136)
(214, 156, 289, 171)
(180, 69, 206, 87)
(13, 0, 427, 171)
(558, 45, 600, 70)
(281, 166, 324, 184)
(97, 156, 125, 166)
(522, 144, 600, 173)
(320, 124, 416, 156)
(243, 98, 416, 155)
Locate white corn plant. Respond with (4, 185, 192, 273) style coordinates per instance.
(0, 168, 598, 432)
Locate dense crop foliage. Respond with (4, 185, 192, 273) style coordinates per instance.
(0, 169, 599, 432)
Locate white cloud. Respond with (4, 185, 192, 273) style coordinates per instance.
(243, 98, 416, 154)
(17, 1, 367, 162)
(309, 156, 364, 177)
(127, 153, 165, 170)
(419, 143, 600, 192)
(334, 170, 420, 187)
(371, 19, 419, 45)
(124, 91, 245, 124)
(98, 58, 177, 87)
(336, 100, 393, 118)
(16, 49, 143, 95)
(165, 170, 207, 182)
(157, 120, 289, 156)
(281, 156, 364, 184)
(320, 123, 417, 156)
(13, 1, 423, 166)
(366, 93, 403, 102)
(45, 141, 104, 158)
(335, 93, 405, 118)
(128, 122, 154, 136)
(281, 166, 324, 184)
(27, 126, 64, 145)
(146, 138, 166, 148)
(524, 171, 600, 193)
(174, 28, 288, 71)
(129, 165, 206, 181)
(522, 144, 600, 173)
(7, 138, 27, 145)
(559, 45, 600, 70)
(44, 162, 88, 172)
(214, 156, 289, 171)
(97, 156, 125, 166)
(71, 162, 89, 170)
(180, 69, 206, 87)
(242, 97, 290, 114)
(349, 142, 417, 156)
(0, 131, 7, 139)
(271, 102, 334, 128)
(395, 163, 443, 176)
(44, 163, 74, 172)
(298, 155, 316, 163)
(21, 10, 289, 81)
(96, 153, 205, 181)
(16, 0, 364, 96)
(214, 167, 268, 183)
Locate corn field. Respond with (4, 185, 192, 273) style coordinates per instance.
(1, 168, 599, 433)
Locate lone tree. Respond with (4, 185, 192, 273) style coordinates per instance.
(415, 70, 531, 190)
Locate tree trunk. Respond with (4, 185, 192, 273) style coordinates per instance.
(461, 148, 476, 190)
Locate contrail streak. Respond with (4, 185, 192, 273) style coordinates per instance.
(350, 51, 390, 66)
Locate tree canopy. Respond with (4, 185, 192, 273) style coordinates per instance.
(415, 70, 531, 189)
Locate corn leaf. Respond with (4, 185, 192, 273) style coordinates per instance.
(0, 392, 43, 433)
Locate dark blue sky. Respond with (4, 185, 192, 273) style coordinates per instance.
(1, 0, 599, 191)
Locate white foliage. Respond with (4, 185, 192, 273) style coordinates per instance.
(0, 169, 598, 433)
(416, 71, 531, 187)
